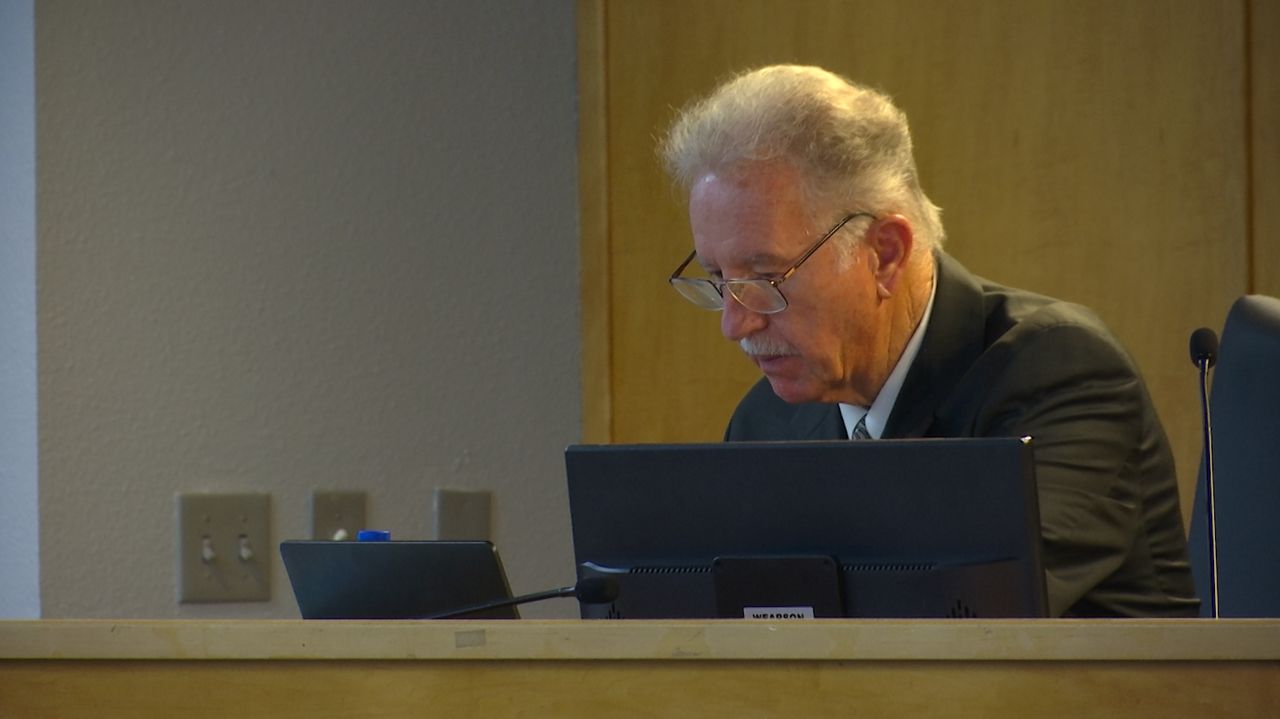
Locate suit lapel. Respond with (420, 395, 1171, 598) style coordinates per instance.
(882, 252, 989, 439)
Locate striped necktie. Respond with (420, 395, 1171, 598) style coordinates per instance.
(851, 414, 872, 440)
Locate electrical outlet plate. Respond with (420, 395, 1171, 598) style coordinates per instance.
(433, 488, 492, 540)
(311, 490, 367, 541)
(177, 493, 271, 603)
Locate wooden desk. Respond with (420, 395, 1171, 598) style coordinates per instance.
(2, 620, 1278, 718)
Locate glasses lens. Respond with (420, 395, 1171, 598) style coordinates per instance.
(726, 281, 787, 314)
(670, 278, 724, 310)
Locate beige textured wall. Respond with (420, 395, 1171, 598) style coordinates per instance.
(0, 0, 39, 618)
(38, 1, 581, 618)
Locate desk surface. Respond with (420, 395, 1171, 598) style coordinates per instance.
(3, 620, 1279, 719)
(3, 618, 1279, 661)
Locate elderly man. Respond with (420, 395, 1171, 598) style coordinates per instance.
(662, 65, 1198, 618)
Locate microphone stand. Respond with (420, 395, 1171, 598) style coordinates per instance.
(419, 578, 618, 620)
(1197, 355, 1220, 619)
(422, 585, 577, 620)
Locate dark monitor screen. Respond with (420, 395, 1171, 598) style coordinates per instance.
(566, 438, 1048, 619)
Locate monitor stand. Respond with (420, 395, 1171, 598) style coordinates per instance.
(712, 555, 844, 619)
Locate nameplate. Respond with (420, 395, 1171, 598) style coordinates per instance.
(742, 606, 816, 620)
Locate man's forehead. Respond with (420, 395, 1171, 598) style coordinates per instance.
(691, 162, 810, 202)
(694, 246, 793, 274)
(689, 170, 826, 272)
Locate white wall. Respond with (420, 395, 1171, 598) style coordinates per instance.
(0, 0, 40, 619)
(37, 0, 581, 618)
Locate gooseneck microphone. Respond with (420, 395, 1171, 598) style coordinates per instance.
(1190, 326, 1220, 618)
(422, 576, 619, 619)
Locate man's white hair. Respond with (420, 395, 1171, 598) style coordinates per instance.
(661, 65, 945, 253)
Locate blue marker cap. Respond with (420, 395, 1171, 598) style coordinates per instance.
(356, 529, 391, 542)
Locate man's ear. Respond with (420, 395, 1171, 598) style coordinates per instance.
(867, 214, 914, 297)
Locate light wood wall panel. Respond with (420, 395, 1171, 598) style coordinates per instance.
(581, 0, 1259, 514)
(577, 0, 612, 444)
(1253, 0, 1279, 296)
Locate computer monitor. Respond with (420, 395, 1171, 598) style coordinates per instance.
(566, 438, 1048, 619)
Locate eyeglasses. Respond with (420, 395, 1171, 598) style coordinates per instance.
(668, 212, 873, 314)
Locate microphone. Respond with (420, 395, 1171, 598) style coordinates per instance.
(1190, 327, 1219, 369)
(422, 576, 619, 619)
(1189, 326, 1220, 618)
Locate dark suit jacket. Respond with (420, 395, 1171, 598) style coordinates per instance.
(725, 252, 1199, 617)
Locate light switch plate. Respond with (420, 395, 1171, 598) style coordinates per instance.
(177, 492, 271, 603)
(433, 488, 492, 540)
(311, 490, 367, 541)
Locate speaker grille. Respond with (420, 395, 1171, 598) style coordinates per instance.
(841, 561, 937, 573)
(627, 564, 713, 575)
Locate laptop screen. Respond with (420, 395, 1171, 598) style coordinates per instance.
(281, 540, 517, 619)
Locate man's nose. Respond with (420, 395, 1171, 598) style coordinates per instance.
(721, 294, 768, 341)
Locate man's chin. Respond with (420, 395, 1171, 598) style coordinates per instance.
(763, 375, 820, 405)
(750, 355, 822, 403)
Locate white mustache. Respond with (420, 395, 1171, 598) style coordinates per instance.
(739, 335, 799, 357)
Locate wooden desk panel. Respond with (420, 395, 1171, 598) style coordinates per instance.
(3, 620, 1278, 718)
